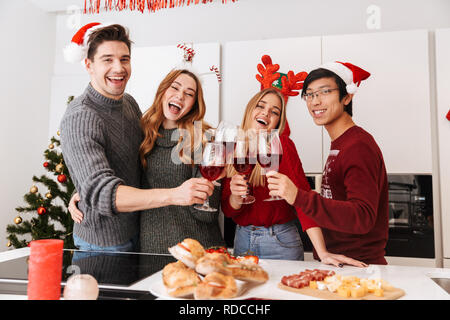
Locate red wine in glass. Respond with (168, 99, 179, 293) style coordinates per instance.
(258, 153, 283, 170)
(233, 157, 256, 204)
(199, 165, 224, 181)
(233, 157, 256, 175)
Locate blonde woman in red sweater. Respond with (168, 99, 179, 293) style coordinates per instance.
(221, 87, 366, 267)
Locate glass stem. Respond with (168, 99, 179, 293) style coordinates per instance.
(203, 196, 210, 208)
(242, 174, 249, 199)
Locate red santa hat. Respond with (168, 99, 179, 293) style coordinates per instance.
(63, 22, 104, 63)
(319, 61, 370, 94)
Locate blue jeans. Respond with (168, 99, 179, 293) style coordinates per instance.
(72, 234, 139, 262)
(233, 220, 304, 260)
(73, 234, 138, 252)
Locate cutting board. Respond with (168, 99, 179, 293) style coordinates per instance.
(278, 283, 405, 300)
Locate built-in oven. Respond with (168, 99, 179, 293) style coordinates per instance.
(385, 174, 434, 258)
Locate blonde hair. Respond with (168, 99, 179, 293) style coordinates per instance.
(139, 69, 210, 168)
(226, 88, 286, 187)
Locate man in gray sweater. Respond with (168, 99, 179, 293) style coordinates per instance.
(60, 24, 214, 252)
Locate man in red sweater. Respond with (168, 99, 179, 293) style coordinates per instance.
(266, 62, 389, 265)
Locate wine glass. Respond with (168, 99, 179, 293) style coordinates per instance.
(213, 122, 238, 185)
(233, 134, 257, 204)
(257, 130, 283, 201)
(205, 128, 221, 187)
(194, 142, 225, 212)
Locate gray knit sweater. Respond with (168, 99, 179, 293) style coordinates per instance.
(60, 83, 142, 247)
(139, 127, 225, 254)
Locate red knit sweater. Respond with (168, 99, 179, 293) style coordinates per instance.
(221, 135, 318, 231)
(294, 126, 389, 265)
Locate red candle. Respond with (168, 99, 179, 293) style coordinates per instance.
(27, 239, 64, 300)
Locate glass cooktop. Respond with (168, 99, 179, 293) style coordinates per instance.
(0, 249, 176, 287)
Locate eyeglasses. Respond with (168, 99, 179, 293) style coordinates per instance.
(302, 88, 339, 101)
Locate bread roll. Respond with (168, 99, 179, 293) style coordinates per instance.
(227, 261, 269, 283)
(162, 261, 201, 298)
(195, 252, 232, 276)
(194, 272, 238, 300)
(168, 238, 206, 269)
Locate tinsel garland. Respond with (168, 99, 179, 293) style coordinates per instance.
(83, 0, 237, 14)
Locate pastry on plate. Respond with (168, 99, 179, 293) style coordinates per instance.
(162, 261, 202, 298)
(168, 238, 206, 269)
(195, 252, 232, 276)
(226, 260, 269, 283)
(194, 272, 238, 300)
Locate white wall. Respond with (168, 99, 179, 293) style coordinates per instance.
(0, 0, 55, 251)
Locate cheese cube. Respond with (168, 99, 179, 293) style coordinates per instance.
(326, 280, 342, 293)
(309, 281, 318, 289)
(324, 274, 342, 283)
(317, 281, 327, 291)
(342, 276, 358, 284)
(374, 288, 384, 297)
(362, 279, 378, 293)
(350, 285, 366, 298)
(380, 279, 394, 291)
(337, 286, 351, 298)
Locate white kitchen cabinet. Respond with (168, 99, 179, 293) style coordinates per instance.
(222, 37, 323, 173)
(435, 28, 450, 259)
(444, 259, 450, 269)
(321, 30, 432, 174)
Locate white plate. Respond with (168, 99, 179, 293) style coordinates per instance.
(148, 263, 270, 300)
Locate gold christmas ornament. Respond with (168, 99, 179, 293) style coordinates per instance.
(55, 164, 64, 173)
(48, 143, 55, 150)
(30, 185, 38, 193)
(14, 216, 22, 224)
(45, 192, 53, 199)
(57, 130, 61, 136)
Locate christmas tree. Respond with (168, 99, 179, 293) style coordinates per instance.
(6, 96, 76, 249)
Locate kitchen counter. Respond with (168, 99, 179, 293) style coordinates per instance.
(0, 248, 449, 300)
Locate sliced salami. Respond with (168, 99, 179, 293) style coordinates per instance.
(280, 269, 335, 289)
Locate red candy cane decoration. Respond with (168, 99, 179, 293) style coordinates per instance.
(210, 65, 222, 83)
(177, 44, 195, 62)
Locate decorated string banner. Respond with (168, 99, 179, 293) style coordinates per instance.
(83, 0, 238, 14)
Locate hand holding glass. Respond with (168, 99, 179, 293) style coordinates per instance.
(195, 142, 225, 212)
(233, 136, 256, 204)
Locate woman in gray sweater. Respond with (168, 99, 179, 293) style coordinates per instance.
(138, 68, 225, 253)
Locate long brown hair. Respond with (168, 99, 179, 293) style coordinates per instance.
(227, 88, 286, 187)
(139, 69, 210, 168)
